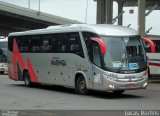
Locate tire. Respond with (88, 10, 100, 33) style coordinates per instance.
(148, 67, 151, 78)
(113, 90, 125, 95)
(0, 71, 4, 75)
(23, 71, 32, 87)
(76, 76, 89, 95)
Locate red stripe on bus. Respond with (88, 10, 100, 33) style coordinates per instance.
(27, 58, 40, 83)
(13, 38, 26, 80)
(143, 37, 155, 53)
(149, 62, 160, 67)
(8, 68, 14, 80)
(12, 38, 39, 83)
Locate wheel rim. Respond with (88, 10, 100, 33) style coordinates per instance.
(79, 80, 86, 92)
(24, 74, 29, 86)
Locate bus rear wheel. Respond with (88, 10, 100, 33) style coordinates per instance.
(23, 71, 32, 87)
(76, 76, 89, 95)
(113, 90, 125, 95)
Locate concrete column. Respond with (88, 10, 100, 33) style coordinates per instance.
(96, 0, 106, 24)
(118, 1, 124, 25)
(138, 0, 146, 37)
(96, 0, 113, 24)
(105, 0, 113, 24)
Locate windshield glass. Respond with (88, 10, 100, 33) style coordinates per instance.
(101, 36, 147, 71)
(0, 42, 7, 62)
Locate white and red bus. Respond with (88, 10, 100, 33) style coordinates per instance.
(0, 37, 8, 74)
(8, 24, 148, 95)
(144, 36, 160, 77)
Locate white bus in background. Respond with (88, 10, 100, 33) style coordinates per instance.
(8, 24, 148, 95)
(144, 36, 160, 77)
(0, 37, 8, 74)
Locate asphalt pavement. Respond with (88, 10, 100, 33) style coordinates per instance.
(0, 75, 160, 116)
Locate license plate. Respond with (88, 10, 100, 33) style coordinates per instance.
(126, 84, 134, 88)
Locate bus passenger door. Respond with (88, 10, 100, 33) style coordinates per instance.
(91, 41, 105, 90)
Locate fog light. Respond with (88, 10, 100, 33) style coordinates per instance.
(108, 84, 115, 89)
(143, 82, 148, 87)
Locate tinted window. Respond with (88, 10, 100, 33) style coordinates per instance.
(82, 32, 99, 60)
(9, 33, 83, 55)
(153, 40, 160, 53)
(93, 43, 102, 67)
(52, 33, 68, 53)
(144, 41, 151, 53)
(18, 36, 30, 52)
(68, 33, 84, 58)
(8, 36, 13, 51)
(29, 36, 41, 52)
(0, 42, 8, 56)
(145, 40, 160, 53)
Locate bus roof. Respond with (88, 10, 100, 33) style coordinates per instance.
(9, 24, 139, 37)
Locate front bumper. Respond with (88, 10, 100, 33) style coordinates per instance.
(0, 67, 8, 74)
(104, 77, 148, 91)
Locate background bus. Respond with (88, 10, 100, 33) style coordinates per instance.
(0, 37, 8, 74)
(144, 36, 160, 77)
(8, 24, 148, 95)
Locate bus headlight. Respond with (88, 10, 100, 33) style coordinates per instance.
(143, 82, 148, 88)
(143, 70, 148, 78)
(108, 84, 115, 89)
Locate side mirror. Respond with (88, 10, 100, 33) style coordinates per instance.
(143, 37, 155, 53)
(91, 37, 106, 55)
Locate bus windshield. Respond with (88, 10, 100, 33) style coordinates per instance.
(101, 36, 147, 72)
(0, 42, 7, 62)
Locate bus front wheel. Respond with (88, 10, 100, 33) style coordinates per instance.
(76, 76, 89, 95)
(148, 67, 151, 78)
(23, 71, 32, 87)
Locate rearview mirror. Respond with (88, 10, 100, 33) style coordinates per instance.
(143, 37, 155, 53)
(91, 37, 106, 55)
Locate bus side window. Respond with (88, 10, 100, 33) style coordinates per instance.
(41, 35, 52, 52)
(144, 41, 151, 53)
(19, 37, 29, 52)
(82, 32, 99, 61)
(30, 36, 42, 53)
(154, 40, 160, 53)
(14, 37, 28, 53)
(68, 33, 84, 58)
(51, 33, 67, 53)
(8, 36, 13, 52)
(92, 43, 102, 67)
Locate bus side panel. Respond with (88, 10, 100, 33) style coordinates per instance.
(8, 50, 14, 79)
(147, 53, 160, 76)
(22, 53, 49, 84)
(49, 54, 69, 86)
(66, 53, 93, 89)
(8, 38, 40, 83)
